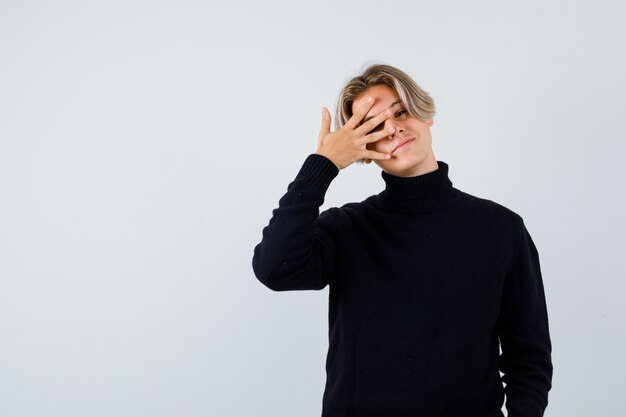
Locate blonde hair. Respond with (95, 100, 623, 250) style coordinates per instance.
(333, 62, 436, 164)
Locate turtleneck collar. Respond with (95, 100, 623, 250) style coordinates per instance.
(377, 160, 461, 212)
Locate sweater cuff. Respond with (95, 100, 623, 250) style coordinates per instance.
(294, 153, 340, 191)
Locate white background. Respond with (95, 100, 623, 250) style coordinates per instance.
(1, 0, 624, 416)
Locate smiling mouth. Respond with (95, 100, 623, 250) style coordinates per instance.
(393, 138, 414, 153)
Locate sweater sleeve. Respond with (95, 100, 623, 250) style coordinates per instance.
(252, 153, 342, 292)
(497, 218, 553, 417)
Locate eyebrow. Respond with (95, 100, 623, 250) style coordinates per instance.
(361, 100, 403, 123)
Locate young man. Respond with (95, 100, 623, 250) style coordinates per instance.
(252, 64, 553, 417)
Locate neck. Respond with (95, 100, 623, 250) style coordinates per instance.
(378, 160, 460, 212)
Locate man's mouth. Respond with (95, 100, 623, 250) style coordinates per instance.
(393, 138, 414, 153)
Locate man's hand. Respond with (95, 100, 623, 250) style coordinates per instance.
(316, 96, 396, 170)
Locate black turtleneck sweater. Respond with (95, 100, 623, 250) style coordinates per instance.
(252, 153, 553, 417)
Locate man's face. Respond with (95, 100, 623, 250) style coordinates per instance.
(352, 84, 437, 177)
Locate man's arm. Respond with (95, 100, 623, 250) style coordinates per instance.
(252, 153, 342, 291)
(497, 218, 553, 417)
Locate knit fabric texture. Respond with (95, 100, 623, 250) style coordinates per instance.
(252, 153, 553, 417)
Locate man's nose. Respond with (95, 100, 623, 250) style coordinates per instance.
(384, 118, 403, 138)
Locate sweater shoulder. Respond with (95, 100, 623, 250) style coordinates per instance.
(454, 190, 529, 264)
(452, 189, 528, 242)
(455, 189, 523, 222)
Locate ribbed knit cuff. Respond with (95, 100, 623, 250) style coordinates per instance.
(294, 153, 340, 191)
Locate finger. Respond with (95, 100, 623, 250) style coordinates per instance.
(345, 96, 375, 129)
(359, 126, 396, 145)
(319, 106, 331, 136)
(356, 105, 395, 136)
(365, 151, 391, 160)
